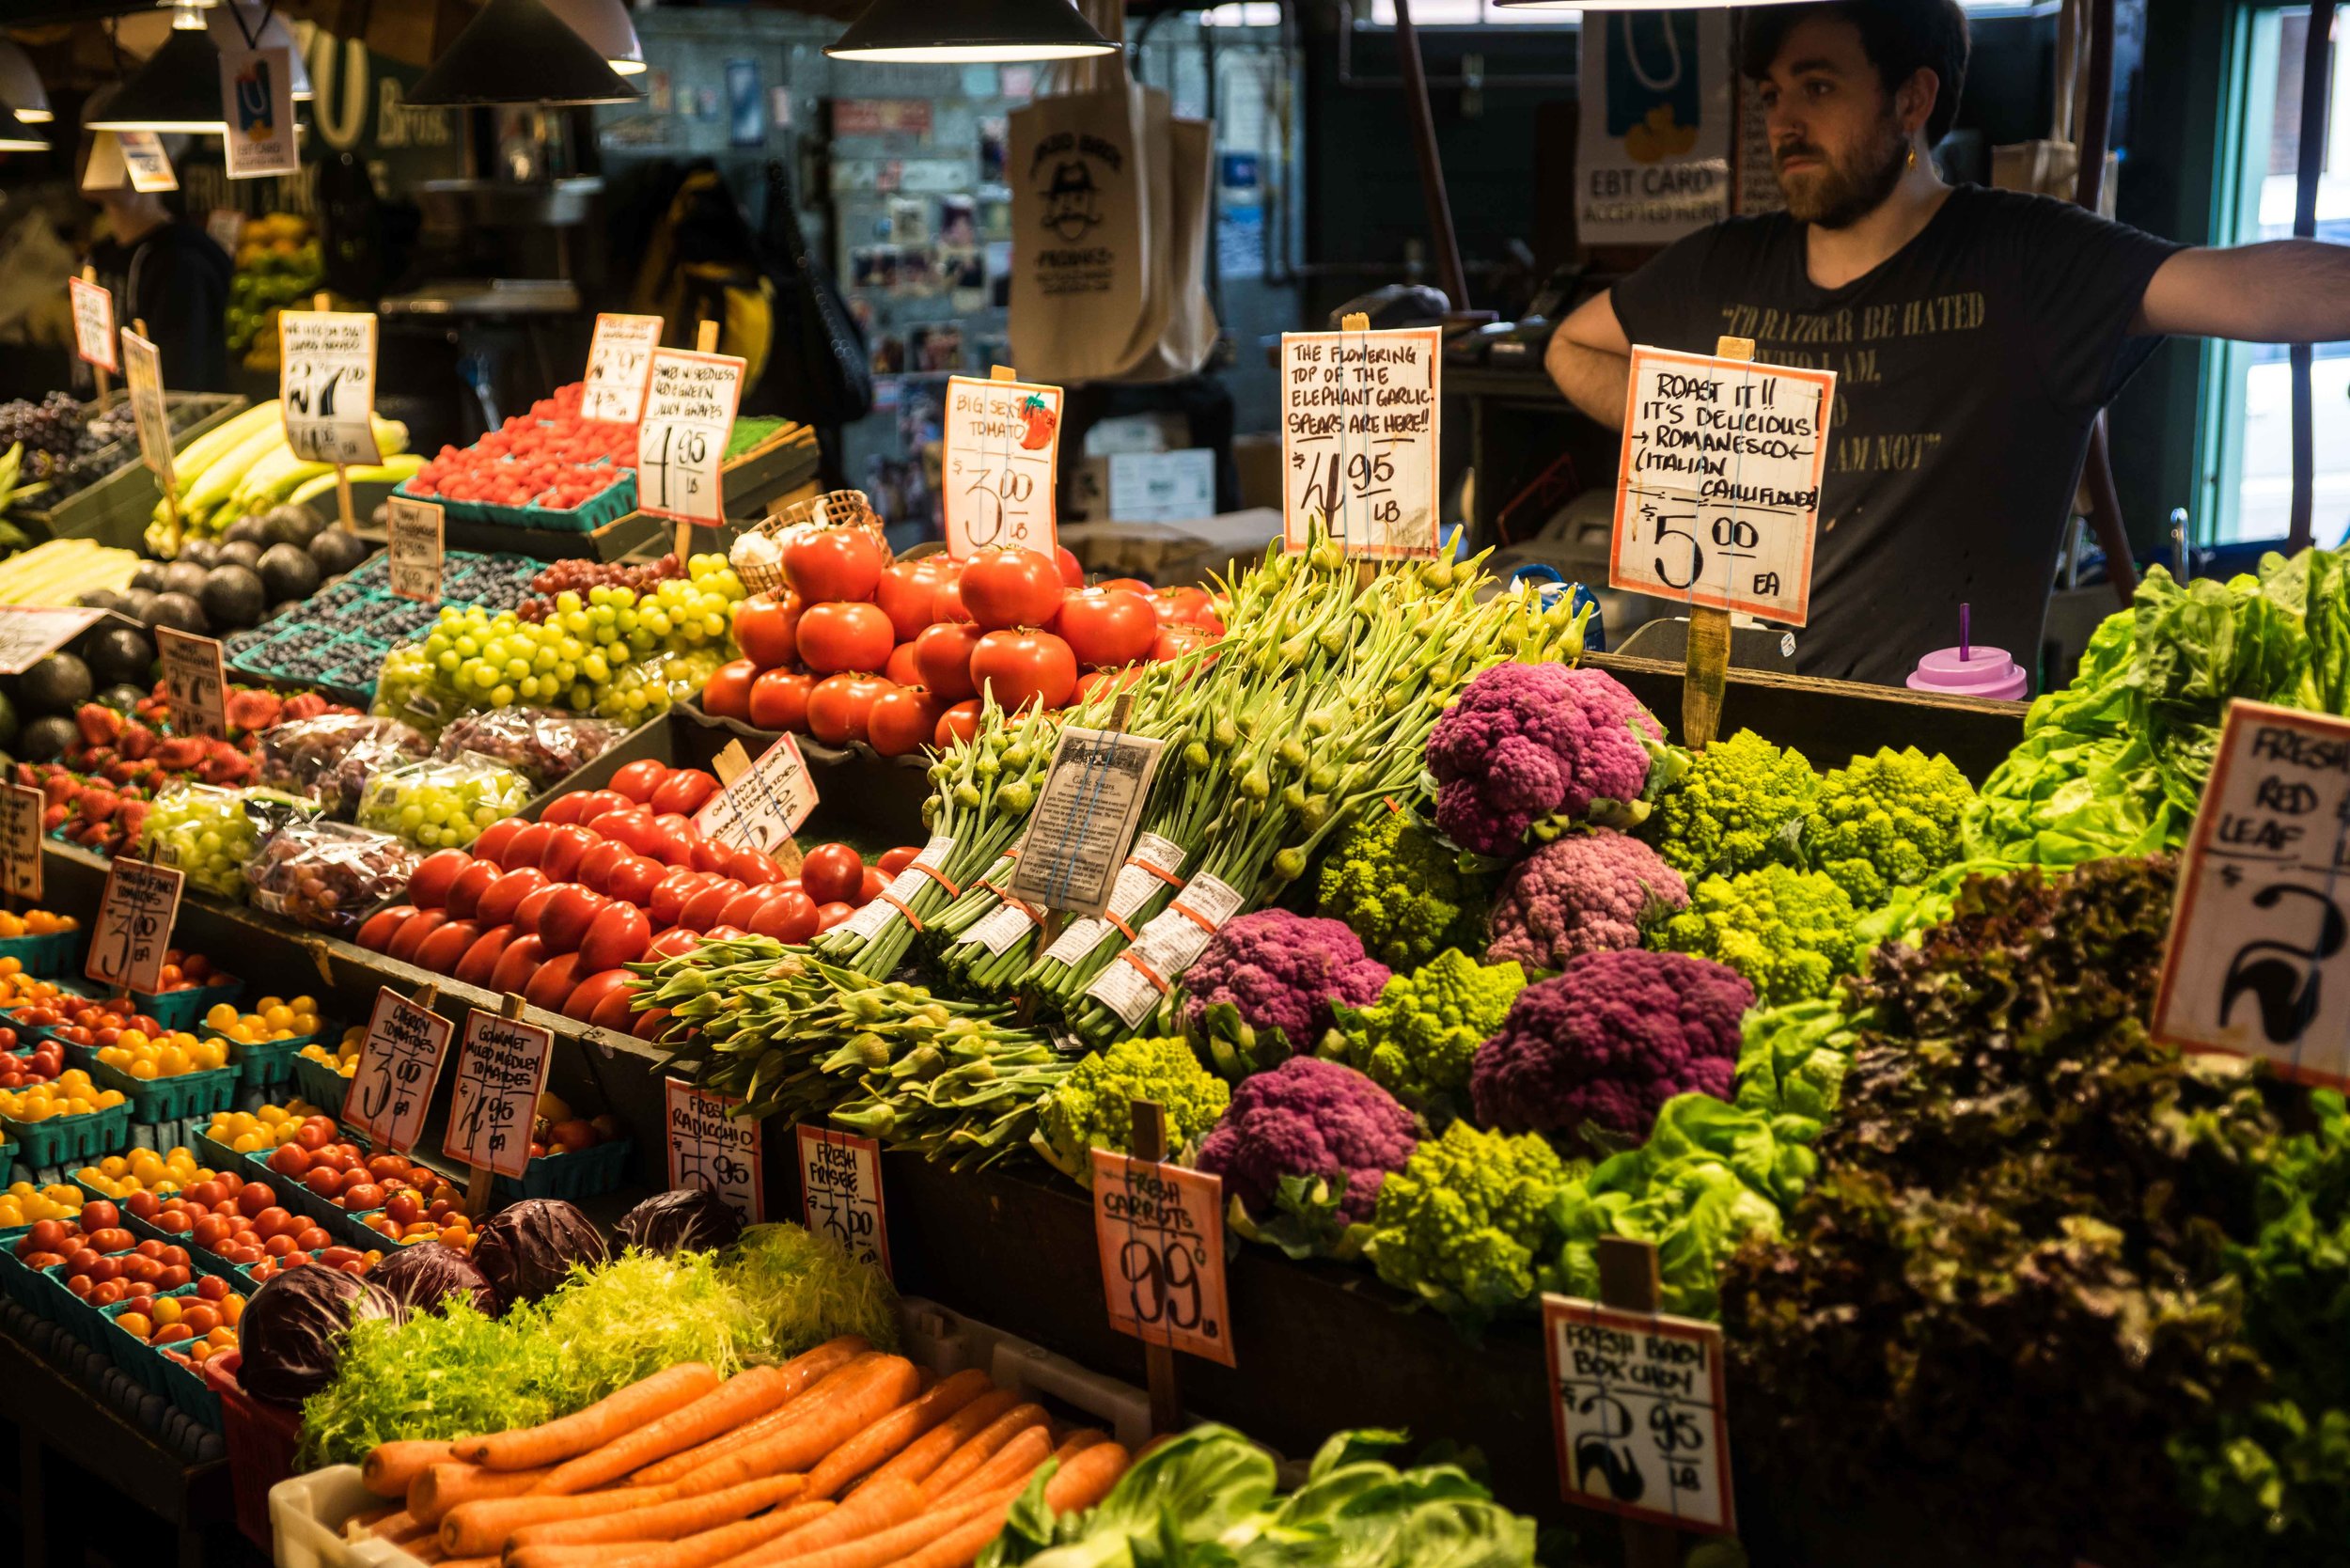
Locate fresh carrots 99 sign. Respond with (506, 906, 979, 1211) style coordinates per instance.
(1089, 1149, 1234, 1367)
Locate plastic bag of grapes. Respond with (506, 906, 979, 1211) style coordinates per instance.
(371, 637, 471, 737)
(258, 715, 431, 812)
(244, 820, 419, 935)
(430, 707, 626, 790)
(142, 783, 323, 899)
(356, 752, 532, 853)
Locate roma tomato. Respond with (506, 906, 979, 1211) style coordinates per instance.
(911, 622, 981, 702)
(748, 889, 818, 944)
(800, 842, 866, 906)
(796, 601, 895, 674)
(814, 901, 855, 933)
(884, 640, 922, 687)
(857, 865, 889, 904)
(701, 658, 760, 721)
(1073, 666, 1145, 702)
(874, 557, 947, 642)
(866, 685, 946, 758)
(783, 524, 888, 604)
(747, 668, 815, 731)
(805, 673, 894, 745)
(1053, 588, 1157, 668)
(970, 629, 1078, 712)
(934, 699, 982, 749)
(732, 590, 803, 670)
(1055, 545, 1085, 588)
(959, 548, 1065, 631)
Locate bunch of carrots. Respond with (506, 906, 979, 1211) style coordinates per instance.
(343, 1336, 1129, 1568)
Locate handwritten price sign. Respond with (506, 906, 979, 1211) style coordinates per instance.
(385, 495, 445, 604)
(121, 329, 174, 491)
(0, 607, 105, 676)
(86, 858, 184, 995)
(443, 1010, 555, 1179)
(279, 310, 382, 466)
(696, 734, 819, 857)
(343, 988, 455, 1152)
(637, 350, 744, 525)
(665, 1078, 766, 1224)
(155, 627, 228, 742)
(796, 1124, 891, 1279)
(1543, 1294, 1735, 1534)
(1089, 1148, 1235, 1368)
(70, 276, 118, 375)
(942, 374, 1061, 558)
(2, 783, 40, 902)
(582, 313, 665, 424)
(1279, 326, 1442, 557)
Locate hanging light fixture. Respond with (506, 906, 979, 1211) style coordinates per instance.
(542, 0, 646, 76)
(0, 122, 47, 151)
(0, 40, 53, 123)
(205, 2, 315, 102)
(86, 5, 227, 134)
(406, 0, 644, 106)
(825, 0, 1117, 63)
(1495, 0, 1806, 8)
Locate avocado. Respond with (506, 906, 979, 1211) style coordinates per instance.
(78, 588, 124, 614)
(83, 626, 154, 686)
(98, 683, 145, 713)
(119, 588, 159, 626)
(178, 538, 221, 571)
(18, 714, 75, 762)
(162, 560, 209, 601)
(258, 542, 321, 603)
(307, 526, 373, 579)
(265, 503, 326, 548)
(223, 514, 272, 548)
(130, 560, 167, 593)
(147, 592, 210, 635)
(18, 652, 92, 715)
(216, 541, 263, 572)
(200, 564, 268, 631)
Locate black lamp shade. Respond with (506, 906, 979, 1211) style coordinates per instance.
(408, 0, 645, 107)
(826, 0, 1118, 63)
(86, 27, 225, 133)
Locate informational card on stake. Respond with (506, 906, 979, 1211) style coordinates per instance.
(1542, 1294, 1735, 1536)
(581, 312, 666, 424)
(942, 368, 1061, 558)
(343, 985, 456, 1152)
(121, 329, 174, 493)
(796, 1124, 892, 1279)
(385, 494, 446, 604)
(444, 1001, 555, 1182)
(86, 857, 184, 995)
(0, 606, 106, 675)
(216, 37, 299, 180)
(666, 1078, 766, 1224)
(70, 274, 118, 378)
(2, 783, 41, 902)
(697, 736, 817, 865)
(155, 626, 228, 742)
(279, 307, 382, 467)
(1279, 321, 1443, 558)
(1089, 1145, 1236, 1370)
(1010, 725, 1166, 918)
(637, 348, 744, 526)
(2153, 699, 2350, 1090)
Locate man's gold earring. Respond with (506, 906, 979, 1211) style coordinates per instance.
(1907, 144, 1919, 170)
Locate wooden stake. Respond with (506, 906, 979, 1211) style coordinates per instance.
(990, 364, 1017, 383)
(1681, 335, 1753, 751)
(133, 316, 185, 556)
(459, 993, 526, 1218)
(1597, 1236, 1680, 1568)
(84, 266, 112, 410)
(315, 291, 356, 533)
(1129, 1098, 1183, 1435)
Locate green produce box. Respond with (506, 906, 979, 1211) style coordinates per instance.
(290, 1052, 353, 1119)
(0, 930, 86, 980)
(193, 1126, 250, 1175)
(493, 1138, 632, 1203)
(133, 980, 244, 1032)
(34, 1262, 114, 1350)
(215, 1028, 322, 1093)
(343, 1206, 426, 1249)
(94, 1059, 240, 1125)
(394, 468, 635, 535)
(154, 1335, 223, 1428)
(97, 1284, 202, 1393)
(0, 1224, 39, 1312)
(0, 1102, 131, 1170)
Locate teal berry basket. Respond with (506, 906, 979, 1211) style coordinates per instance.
(217, 1029, 322, 1094)
(493, 1138, 632, 1203)
(394, 468, 635, 535)
(289, 1052, 353, 1120)
(0, 929, 86, 979)
(153, 1337, 224, 1427)
(0, 1101, 132, 1171)
(94, 1060, 240, 1126)
(97, 1284, 201, 1392)
(133, 980, 244, 1032)
(35, 1262, 117, 1350)
(0, 1225, 38, 1312)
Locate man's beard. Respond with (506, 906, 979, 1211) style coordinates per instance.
(1776, 119, 1908, 228)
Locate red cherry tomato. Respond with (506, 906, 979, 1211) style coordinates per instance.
(700, 658, 760, 721)
(1055, 545, 1085, 589)
(959, 548, 1066, 631)
(1052, 588, 1158, 668)
(805, 673, 894, 745)
(800, 843, 866, 905)
(783, 524, 888, 604)
(796, 601, 896, 674)
(874, 557, 948, 642)
(732, 590, 804, 670)
(910, 621, 982, 703)
(747, 668, 816, 732)
(934, 699, 983, 749)
(970, 629, 1079, 712)
(865, 685, 946, 758)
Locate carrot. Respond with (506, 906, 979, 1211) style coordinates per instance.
(410, 1462, 555, 1524)
(914, 1404, 1048, 1502)
(367, 1509, 426, 1544)
(538, 1366, 798, 1496)
(437, 1484, 669, 1557)
(509, 1549, 664, 1568)
(667, 1357, 922, 1497)
(932, 1425, 1051, 1505)
(345, 1502, 400, 1539)
(510, 1476, 806, 1549)
(1050, 1431, 1108, 1464)
(455, 1363, 721, 1470)
(365, 1440, 460, 1497)
(408, 1544, 447, 1565)
(881, 1445, 1130, 1568)
(743, 1477, 1039, 1568)
(434, 1557, 498, 1568)
(717, 1477, 923, 1568)
(636, 1348, 879, 1486)
(805, 1369, 995, 1499)
(850, 1388, 1021, 1499)
(600, 1500, 837, 1568)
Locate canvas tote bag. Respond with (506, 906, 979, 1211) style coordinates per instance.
(1119, 110, 1219, 382)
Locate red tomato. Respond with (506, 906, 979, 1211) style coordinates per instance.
(700, 658, 760, 721)
(959, 548, 1066, 631)
(732, 590, 804, 670)
(1073, 666, 1145, 702)
(806, 673, 894, 745)
(477, 867, 550, 929)
(866, 686, 946, 758)
(1099, 577, 1155, 597)
(875, 557, 947, 641)
(783, 523, 888, 604)
(747, 668, 815, 732)
(1053, 588, 1157, 668)
(607, 854, 666, 908)
(650, 772, 720, 816)
(800, 843, 866, 905)
(650, 870, 705, 928)
(1150, 585, 1222, 630)
(877, 846, 920, 876)
(813, 901, 856, 933)
(354, 905, 415, 953)
(796, 602, 896, 674)
(609, 759, 671, 805)
(473, 817, 528, 864)
(934, 699, 983, 749)
(748, 890, 818, 944)
(407, 850, 472, 910)
(932, 573, 974, 624)
(856, 865, 890, 904)
(1152, 623, 1220, 664)
(884, 640, 922, 687)
(971, 629, 1079, 712)
(911, 622, 982, 702)
(1055, 545, 1085, 588)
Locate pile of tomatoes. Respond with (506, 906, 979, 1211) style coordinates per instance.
(403, 382, 638, 512)
(702, 527, 1225, 756)
(0, 1034, 63, 1089)
(9, 993, 169, 1052)
(262, 1129, 466, 1230)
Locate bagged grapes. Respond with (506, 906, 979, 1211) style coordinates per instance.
(357, 752, 532, 852)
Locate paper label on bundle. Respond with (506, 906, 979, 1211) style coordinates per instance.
(280, 312, 382, 465)
(86, 858, 181, 993)
(443, 1010, 555, 1179)
(219, 42, 299, 179)
(1607, 345, 1834, 625)
(581, 312, 665, 424)
(1089, 1149, 1235, 1367)
(838, 836, 957, 942)
(1279, 326, 1443, 558)
(796, 1124, 891, 1279)
(385, 495, 445, 604)
(2153, 700, 2350, 1090)
(0, 607, 105, 676)
(120, 330, 174, 490)
(155, 627, 228, 742)
(943, 374, 1061, 558)
(1542, 1294, 1735, 1535)
(697, 733, 819, 855)
(70, 276, 118, 374)
(1041, 834, 1189, 966)
(666, 1078, 766, 1224)
(342, 987, 455, 1152)
(1011, 728, 1166, 918)
(1088, 871, 1242, 1027)
(118, 132, 178, 193)
(637, 349, 744, 525)
(2, 784, 41, 902)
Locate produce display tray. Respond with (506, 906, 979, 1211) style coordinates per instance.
(212, 1027, 323, 1093)
(1, 1102, 131, 1170)
(225, 550, 539, 703)
(24, 393, 250, 550)
(133, 980, 244, 1032)
(94, 1059, 241, 1125)
(0, 929, 86, 979)
(209, 1349, 299, 1550)
(97, 1285, 201, 1393)
(290, 1052, 352, 1117)
(393, 469, 636, 534)
(493, 1137, 631, 1201)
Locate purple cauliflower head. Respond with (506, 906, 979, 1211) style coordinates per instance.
(1182, 909, 1392, 1048)
(1486, 832, 1690, 970)
(1468, 949, 1750, 1151)
(1195, 1057, 1418, 1224)
(1425, 664, 1661, 857)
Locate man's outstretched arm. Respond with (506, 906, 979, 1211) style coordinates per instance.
(1545, 289, 1636, 430)
(2138, 241, 2350, 341)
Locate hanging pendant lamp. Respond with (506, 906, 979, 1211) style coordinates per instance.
(86, 21, 227, 134)
(825, 0, 1117, 64)
(542, 0, 647, 75)
(0, 40, 52, 123)
(406, 0, 644, 106)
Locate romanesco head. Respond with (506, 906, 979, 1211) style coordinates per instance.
(1805, 746, 1977, 907)
(1642, 729, 1819, 880)
(1342, 949, 1526, 1115)
(1362, 1121, 1582, 1317)
(1653, 864, 1858, 1007)
(1031, 1035, 1231, 1185)
(1315, 809, 1485, 970)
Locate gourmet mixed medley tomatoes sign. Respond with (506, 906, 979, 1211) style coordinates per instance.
(444, 1009, 556, 1179)
(1089, 1148, 1235, 1367)
(637, 349, 744, 525)
(942, 374, 1061, 558)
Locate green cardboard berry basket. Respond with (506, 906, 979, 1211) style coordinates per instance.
(290, 1052, 354, 1119)
(153, 1336, 224, 1427)
(0, 1102, 132, 1170)
(0, 929, 85, 979)
(395, 468, 635, 535)
(97, 1284, 202, 1392)
(213, 1027, 323, 1093)
(493, 1138, 632, 1202)
(132, 979, 244, 1032)
(0, 1224, 38, 1312)
(94, 1059, 241, 1125)
(34, 1262, 114, 1349)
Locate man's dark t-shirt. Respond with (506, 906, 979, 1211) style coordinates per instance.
(88, 222, 233, 394)
(1608, 183, 2183, 688)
